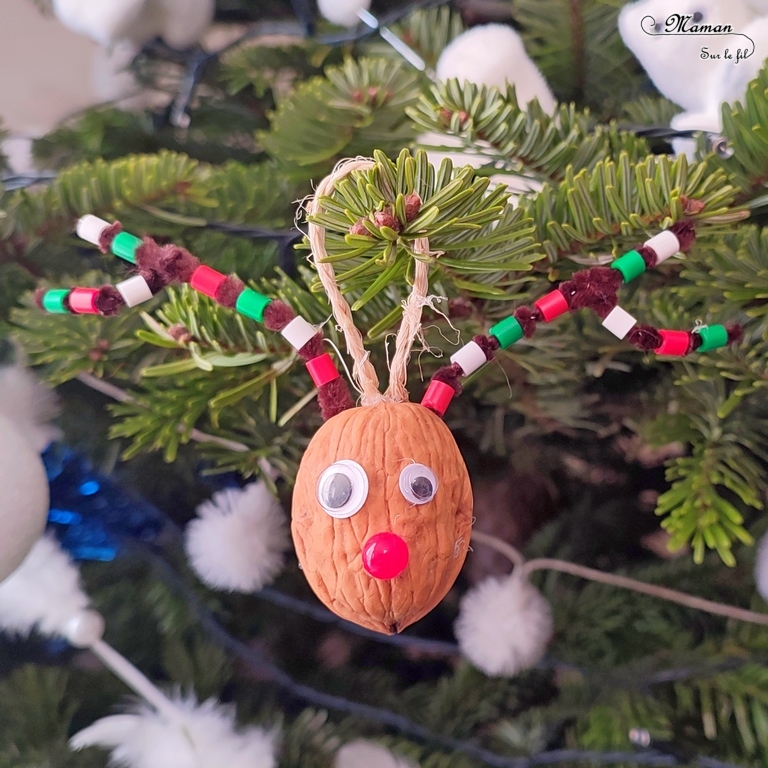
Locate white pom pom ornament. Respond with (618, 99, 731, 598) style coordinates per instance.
(454, 573, 553, 677)
(0, 414, 49, 584)
(185, 482, 290, 592)
(0, 534, 89, 636)
(71, 696, 276, 768)
(317, 0, 371, 27)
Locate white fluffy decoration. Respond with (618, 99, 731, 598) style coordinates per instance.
(755, 531, 768, 601)
(185, 482, 290, 592)
(454, 574, 553, 677)
(436, 25, 556, 113)
(619, 0, 768, 157)
(618, 0, 759, 113)
(71, 697, 276, 768)
(0, 414, 50, 584)
(335, 740, 417, 768)
(317, 0, 371, 27)
(0, 362, 60, 453)
(0, 534, 89, 636)
(52, 0, 215, 49)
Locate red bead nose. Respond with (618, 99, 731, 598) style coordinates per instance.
(362, 533, 409, 580)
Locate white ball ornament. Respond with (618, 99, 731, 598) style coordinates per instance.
(317, 0, 371, 28)
(0, 413, 49, 584)
(65, 610, 106, 648)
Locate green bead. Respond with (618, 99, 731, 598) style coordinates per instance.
(235, 288, 271, 323)
(110, 232, 143, 264)
(696, 324, 729, 352)
(489, 316, 524, 349)
(42, 289, 70, 314)
(610, 250, 647, 283)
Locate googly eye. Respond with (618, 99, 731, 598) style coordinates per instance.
(399, 463, 438, 505)
(316, 460, 369, 518)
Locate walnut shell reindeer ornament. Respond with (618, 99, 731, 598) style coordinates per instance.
(39, 157, 741, 635)
(293, 402, 473, 634)
(292, 159, 473, 635)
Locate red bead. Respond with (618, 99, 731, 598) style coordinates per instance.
(534, 290, 570, 322)
(421, 380, 455, 416)
(656, 330, 691, 356)
(189, 265, 227, 298)
(362, 532, 409, 580)
(305, 353, 340, 387)
(68, 288, 100, 314)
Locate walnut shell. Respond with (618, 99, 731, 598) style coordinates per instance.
(292, 402, 473, 634)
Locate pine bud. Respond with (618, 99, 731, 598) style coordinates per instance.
(349, 219, 369, 236)
(404, 193, 422, 222)
(168, 324, 193, 344)
(680, 195, 705, 215)
(448, 297, 473, 320)
(373, 209, 402, 233)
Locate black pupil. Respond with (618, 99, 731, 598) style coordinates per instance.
(693, 11, 703, 22)
(411, 476, 433, 500)
(325, 473, 352, 508)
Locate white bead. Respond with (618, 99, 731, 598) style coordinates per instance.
(64, 610, 105, 648)
(280, 316, 317, 351)
(76, 215, 110, 246)
(602, 306, 637, 340)
(116, 275, 153, 307)
(450, 341, 488, 376)
(317, 0, 371, 26)
(644, 230, 680, 264)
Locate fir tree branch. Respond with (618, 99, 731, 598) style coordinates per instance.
(257, 58, 422, 171)
(710, 62, 768, 202)
(4, 152, 203, 240)
(409, 81, 651, 186)
(76, 372, 252, 454)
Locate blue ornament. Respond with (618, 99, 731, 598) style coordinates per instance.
(42, 444, 165, 562)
